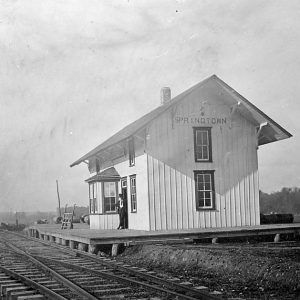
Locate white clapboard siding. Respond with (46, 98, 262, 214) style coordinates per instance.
(146, 84, 259, 230)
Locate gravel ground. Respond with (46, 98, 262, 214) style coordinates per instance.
(115, 242, 300, 299)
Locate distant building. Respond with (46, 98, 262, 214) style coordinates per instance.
(71, 75, 292, 231)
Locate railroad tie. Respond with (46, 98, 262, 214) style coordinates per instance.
(9, 290, 38, 300)
(15, 294, 45, 299)
(5, 286, 31, 299)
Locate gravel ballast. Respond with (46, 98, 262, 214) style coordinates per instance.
(116, 243, 300, 299)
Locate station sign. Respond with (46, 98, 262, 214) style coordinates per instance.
(174, 116, 227, 125)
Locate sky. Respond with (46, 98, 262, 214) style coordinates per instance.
(0, 0, 299, 212)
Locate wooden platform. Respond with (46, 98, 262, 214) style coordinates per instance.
(27, 223, 300, 247)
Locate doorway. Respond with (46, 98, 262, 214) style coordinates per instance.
(121, 177, 128, 229)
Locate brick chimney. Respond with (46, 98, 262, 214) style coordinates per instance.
(160, 87, 171, 105)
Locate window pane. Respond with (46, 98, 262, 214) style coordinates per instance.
(196, 131, 201, 145)
(204, 182, 211, 190)
(104, 203, 110, 212)
(202, 146, 208, 159)
(205, 198, 211, 207)
(196, 146, 203, 159)
(198, 192, 204, 207)
(89, 199, 93, 213)
(198, 181, 204, 191)
(93, 183, 96, 198)
(89, 184, 93, 199)
(111, 202, 116, 211)
(202, 132, 208, 144)
(204, 191, 211, 199)
(204, 174, 211, 183)
(93, 198, 97, 212)
(104, 182, 116, 197)
(197, 174, 204, 182)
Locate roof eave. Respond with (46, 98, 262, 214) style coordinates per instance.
(212, 75, 293, 140)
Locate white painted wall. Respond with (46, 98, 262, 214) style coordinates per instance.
(146, 81, 260, 230)
(114, 154, 150, 230)
(89, 154, 150, 230)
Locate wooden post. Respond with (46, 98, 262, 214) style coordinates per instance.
(212, 237, 218, 244)
(112, 243, 120, 257)
(56, 180, 62, 218)
(274, 233, 280, 243)
(78, 243, 88, 252)
(88, 245, 97, 254)
(61, 239, 69, 246)
(69, 240, 76, 249)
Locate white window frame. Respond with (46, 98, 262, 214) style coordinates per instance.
(130, 175, 137, 212)
(193, 127, 212, 162)
(103, 181, 118, 213)
(194, 170, 215, 210)
(89, 182, 97, 214)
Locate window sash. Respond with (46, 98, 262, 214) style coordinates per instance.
(193, 127, 212, 162)
(194, 171, 215, 210)
(89, 183, 97, 213)
(130, 176, 137, 212)
(103, 182, 117, 213)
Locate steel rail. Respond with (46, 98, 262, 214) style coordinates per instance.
(2, 231, 221, 299)
(14, 232, 219, 299)
(3, 240, 98, 300)
(74, 252, 219, 299)
(34, 255, 202, 300)
(0, 264, 67, 300)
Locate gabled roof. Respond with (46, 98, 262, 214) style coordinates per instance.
(85, 167, 121, 182)
(71, 75, 292, 167)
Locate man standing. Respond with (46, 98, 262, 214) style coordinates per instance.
(117, 194, 125, 229)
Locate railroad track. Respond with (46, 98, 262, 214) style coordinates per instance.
(0, 230, 222, 299)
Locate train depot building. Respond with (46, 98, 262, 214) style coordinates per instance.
(71, 75, 292, 231)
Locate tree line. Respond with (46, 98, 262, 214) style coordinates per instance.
(260, 187, 300, 214)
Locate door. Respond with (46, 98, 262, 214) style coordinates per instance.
(121, 177, 128, 229)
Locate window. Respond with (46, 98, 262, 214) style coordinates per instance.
(128, 138, 135, 167)
(193, 127, 212, 162)
(89, 182, 97, 213)
(103, 182, 117, 213)
(194, 170, 215, 210)
(130, 175, 137, 212)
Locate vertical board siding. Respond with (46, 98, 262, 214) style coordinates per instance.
(90, 214, 119, 230)
(165, 164, 172, 229)
(187, 177, 194, 228)
(153, 158, 161, 230)
(147, 85, 260, 230)
(181, 175, 188, 229)
(148, 155, 156, 231)
(239, 121, 246, 226)
(159, 161, 167, 230)
(176, 170, 183, 229)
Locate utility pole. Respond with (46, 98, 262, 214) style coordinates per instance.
(56, 180, 62, 218)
